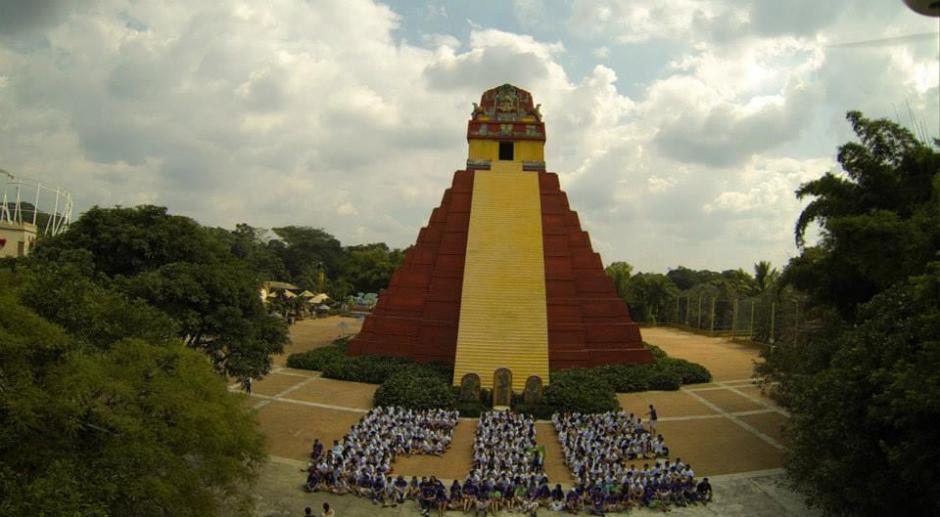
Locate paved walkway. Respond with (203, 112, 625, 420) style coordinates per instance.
(245, 323, 814, 515)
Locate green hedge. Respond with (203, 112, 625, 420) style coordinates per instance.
(656, 357, 712, 384)
(322, 355, 415, 384)
(285, 345, 346, 371)
(289, 339, 710, 416)
(286, 338, 453, 384)
(543, 369, 619, 414)
(373, 371, 457, 410)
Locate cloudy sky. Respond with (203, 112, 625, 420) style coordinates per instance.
(1, 1, 937, 273)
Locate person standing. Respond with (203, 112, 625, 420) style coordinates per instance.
(647, 404, 657, 434)
(243, 377, 252, 395)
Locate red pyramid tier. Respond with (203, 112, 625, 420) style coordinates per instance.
(348, 168, 652, 369)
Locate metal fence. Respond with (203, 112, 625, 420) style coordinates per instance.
(665, 293, 805, 346)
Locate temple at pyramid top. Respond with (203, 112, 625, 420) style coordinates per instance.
(349, 84, 652, 391)
(466, 84, 546, 172)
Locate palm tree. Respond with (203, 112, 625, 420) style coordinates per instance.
(753, 260, 779, 293)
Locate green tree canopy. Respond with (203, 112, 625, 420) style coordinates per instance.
(753, 260, 779, 293)
(762, 112, 940, 516)
(625, 273, 678, 324)
(604, 261, 633, 299)
(271, 225, 344, 287)
(786, 111, 940, 318)
(341, 243, 406, 295)
(30, 206, 288, 379)
(0, 288, 265, 516)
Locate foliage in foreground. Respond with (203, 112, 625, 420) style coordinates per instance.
(770, 271, 940, 516)
(0, 290, 265, 516)
(760, 112, 940, 516)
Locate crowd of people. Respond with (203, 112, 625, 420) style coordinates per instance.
(553, 410, 712, 511)
(303, 406, 459, 501)
(471, 411, 545, 484)
(302, 407, 713, 514)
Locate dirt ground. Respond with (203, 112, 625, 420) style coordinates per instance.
(273, 315, 363, 366)
(249, 325, 789, 486)
(641, 327, 763, 382)
(393, 419, 478, 479)
(535, 422, 574, 484)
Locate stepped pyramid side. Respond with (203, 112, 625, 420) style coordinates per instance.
(347, 170, 475, 363)
(539, 171, 652, 368)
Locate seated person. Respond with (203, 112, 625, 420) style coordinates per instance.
(565, 488, 581, 514)
(393, 475, 408, 503)
(696, 477, 712, 503)
(474, 490, 491, 517)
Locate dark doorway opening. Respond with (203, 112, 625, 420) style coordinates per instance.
(498, 141, 514, 161)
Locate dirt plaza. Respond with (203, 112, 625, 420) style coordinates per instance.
(245, 317, 807, 516)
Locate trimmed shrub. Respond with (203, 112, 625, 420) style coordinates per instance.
(456, 400, 484, 418)
(333, 336, 350, 351)
(322, 354, 414, 384)
(543, 369, 618, 414)
(285, 345, 346, 371)
(647, 343, 669, 361)
(374, 371, 457, 410)
(657, 357, 712, 384)
(646, 369, 681, 390)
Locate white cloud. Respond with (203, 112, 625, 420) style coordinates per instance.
(0, 0, 936, 276)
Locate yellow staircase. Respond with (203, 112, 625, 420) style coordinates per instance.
(452, 161, 549, 390)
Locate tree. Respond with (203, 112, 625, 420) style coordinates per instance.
(753, 260, 779, 293)
(30, 206, 288, 379)
(625, 273, 678, 324)
(211, 223, 288, 282)
(31, 205, 224, 278)
(604, 261, 633, 299)
(786, 111, 940, 319)
(120, 261, 288, 379)
(271, 226, 344, 289)
(0, 289, 265, 516)
(761, 112, 940, 515)
(340, 243, 404, 294)
(770, 267, 940, 516)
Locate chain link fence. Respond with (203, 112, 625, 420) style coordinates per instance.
(665, 292, 805, 346)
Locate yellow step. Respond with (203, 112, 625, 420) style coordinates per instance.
(453, 161, 549, 391)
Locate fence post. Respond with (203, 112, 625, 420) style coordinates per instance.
(696, 295, 703, 329)
(709, 297, 716, 336)
(731, 299, 739, 341)
(685, 296, 691, 326)
(749, 300, 755, 341)
(769, 301, 776, 344)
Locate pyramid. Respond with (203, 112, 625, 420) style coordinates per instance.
(348, 84, 652, 389)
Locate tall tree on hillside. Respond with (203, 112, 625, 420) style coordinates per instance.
(604, 261, 634, 299)
(760, 112, 940, 516)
